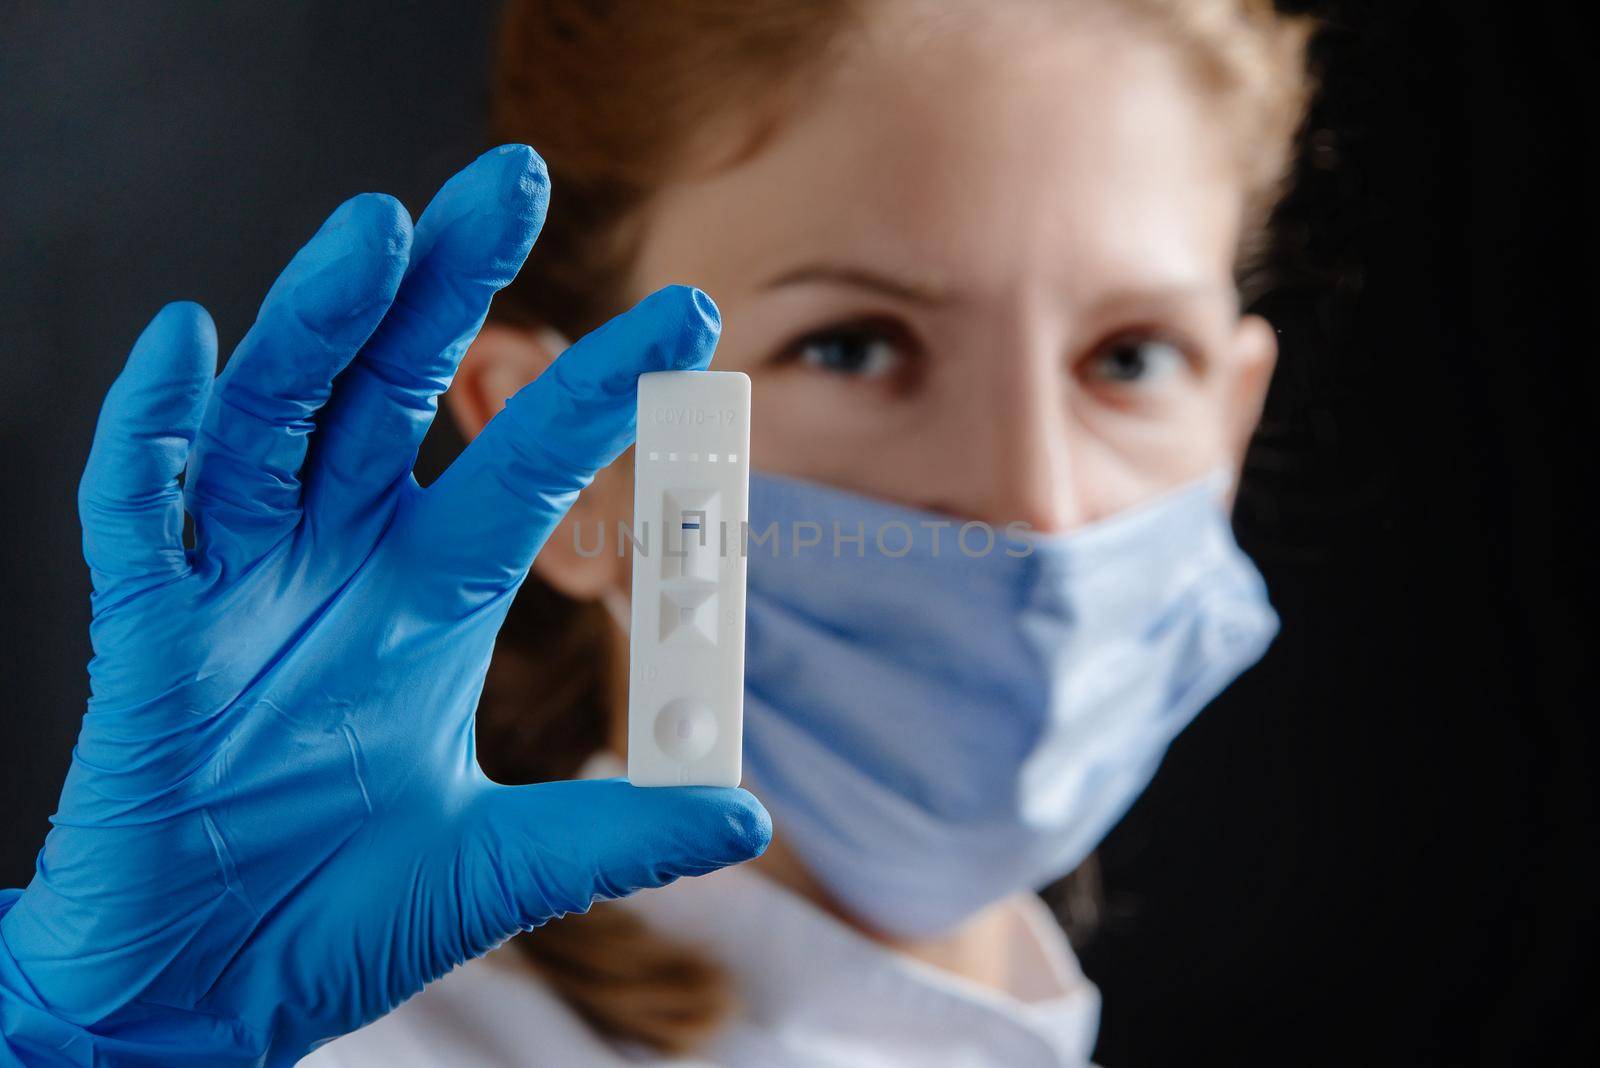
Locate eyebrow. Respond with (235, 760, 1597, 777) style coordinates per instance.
(764, 265, 1237, 312)
(1090, 282, 1239, 312)
(762, 263, 954, 306)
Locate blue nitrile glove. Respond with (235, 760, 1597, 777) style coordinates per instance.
(0, 145, 769, 1067)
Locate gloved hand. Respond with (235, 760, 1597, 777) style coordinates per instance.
(0, 145, 769, 1068)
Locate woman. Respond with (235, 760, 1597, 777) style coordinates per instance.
(318, 0, 1312, 1062)
(0, 0, 1311, 1065)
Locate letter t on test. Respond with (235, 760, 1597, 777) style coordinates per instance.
(627, 371, 751, 787)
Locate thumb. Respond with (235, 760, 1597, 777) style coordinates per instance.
(458, 778, 771, 937)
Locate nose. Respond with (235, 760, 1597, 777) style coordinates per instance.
(924, 337, 1084, 535)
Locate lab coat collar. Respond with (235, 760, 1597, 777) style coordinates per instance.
(590, 752, 1102, 1066)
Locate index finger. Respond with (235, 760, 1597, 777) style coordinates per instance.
(401, 284, 720, 603)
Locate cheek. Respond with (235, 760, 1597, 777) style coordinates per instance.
(1067, 384, 1235, 500)
(745, 369, 930, 493)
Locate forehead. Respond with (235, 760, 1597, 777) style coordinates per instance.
(633, 3, 1245, 304)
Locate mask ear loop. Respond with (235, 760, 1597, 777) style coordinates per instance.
(601, 586, 631, 633)
(535, 326, 573, 360)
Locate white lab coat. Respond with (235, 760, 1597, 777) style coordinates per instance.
(304, 754, 1101, 1066)
(303, 865, 1100, 1067)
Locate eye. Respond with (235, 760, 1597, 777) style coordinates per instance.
(1082, 333, 1192, 386)
(789, 320, 907, 380)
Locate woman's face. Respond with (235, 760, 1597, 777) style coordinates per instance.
(622, 1, 1277, 532)
(451, 1, 1281, 599)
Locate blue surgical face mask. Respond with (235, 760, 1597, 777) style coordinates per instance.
(738, 470, 1278, 939)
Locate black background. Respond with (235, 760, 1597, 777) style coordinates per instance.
(0, 2, 1589, 1064)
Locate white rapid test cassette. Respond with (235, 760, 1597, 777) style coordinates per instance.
(627, 370, 751, 788)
